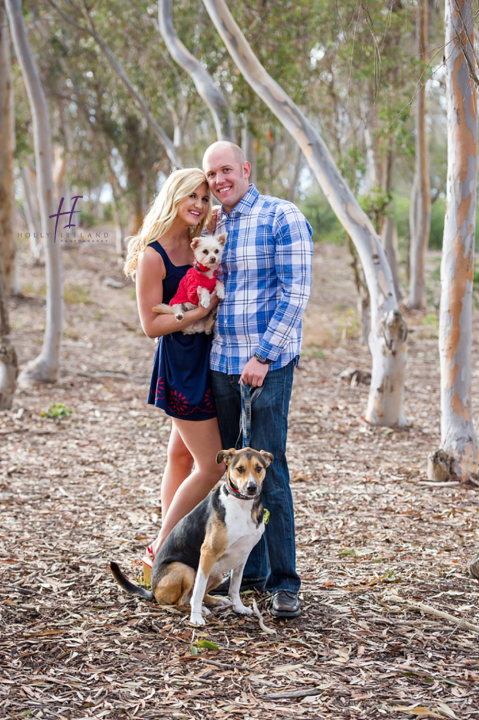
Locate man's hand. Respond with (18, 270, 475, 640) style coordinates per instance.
(240, 357, 269, 387)
(206, 206, 221, 235)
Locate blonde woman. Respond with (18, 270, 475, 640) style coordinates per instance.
(124, 169, 225, 563)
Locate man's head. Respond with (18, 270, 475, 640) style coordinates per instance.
(203, 141, 251, 213)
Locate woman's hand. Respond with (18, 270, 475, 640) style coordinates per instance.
(206, 206, 221, 235)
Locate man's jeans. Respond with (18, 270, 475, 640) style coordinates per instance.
(211, 361, 301, 595)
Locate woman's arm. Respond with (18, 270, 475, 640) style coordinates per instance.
(136, 247, 218, 338)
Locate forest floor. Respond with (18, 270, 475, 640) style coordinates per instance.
(1, 228, 479, 720)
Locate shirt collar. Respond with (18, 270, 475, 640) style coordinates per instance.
(221, 184, 259, 220)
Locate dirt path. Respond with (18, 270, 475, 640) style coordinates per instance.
(1, 233, 478, 719)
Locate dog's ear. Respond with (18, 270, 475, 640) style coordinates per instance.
(216, 448, 236, 466)
(216, 232, 227, 247)
(259, 450, 274, 467)
(190, 237, 201, 250)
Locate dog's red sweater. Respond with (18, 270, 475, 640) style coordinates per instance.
(169, 266, 217, 306)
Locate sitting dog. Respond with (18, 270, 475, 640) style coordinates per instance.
(152, 232, 227, 334)
(110, 447, 273, 626)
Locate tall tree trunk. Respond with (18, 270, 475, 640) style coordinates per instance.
(47, 0, 182, 170)
(6, 0, 63, 384)
(0, 2, 20, 295)
(125, 115, 145, 236)
(21, 165, 43, 262)
(158, 0, 233, 141)
(381, 146, 402, 301)
(408, 0, 431, 309)
(430, 0, 478, 478)
(203, 0, 408, 427)
(0, 252, 17, 408)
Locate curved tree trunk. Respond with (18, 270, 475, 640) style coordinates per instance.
(0, 2, 20, 295)
(158, 0, 233, 141)
(432, 0, 478, 478)
(202, 0, 408, 427)
(47, 0, 182, 170)
(6, 0, 63, 384)
(408, 0, 431, 309)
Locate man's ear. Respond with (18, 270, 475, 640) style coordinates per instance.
(243, 161, 251, 181)
(216, 448, 236, 466)
(190, 237, 201, 250)
(259, 450, 274, 467)
(217, 232, 227, 247)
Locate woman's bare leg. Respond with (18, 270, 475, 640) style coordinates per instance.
(160, 423, 195, 518)
(150, 417, 225, 557)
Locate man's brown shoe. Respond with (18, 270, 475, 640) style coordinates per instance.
(270, 590, 301, 618)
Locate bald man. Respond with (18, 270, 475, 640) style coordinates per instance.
(202, 142, 313, 618)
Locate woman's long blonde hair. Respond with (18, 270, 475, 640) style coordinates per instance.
(123, 168, 211, 279)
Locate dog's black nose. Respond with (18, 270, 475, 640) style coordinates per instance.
(246, 481, 257, 495)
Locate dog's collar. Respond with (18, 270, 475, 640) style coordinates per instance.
(224, 480, 261, 501)
(194, 261, 212, 273)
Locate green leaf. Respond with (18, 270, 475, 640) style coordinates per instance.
(196, 640, 219, 650)
(337, 550, 356, 557)
(263, 508, 270, 525)
(190, 645, 198, 655)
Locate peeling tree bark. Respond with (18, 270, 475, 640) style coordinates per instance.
(434, 0, 478, 477)
(6, 0, 63, 384)
(158, 0, 233, 141)
(408, 0, 431, 309)
(202, 0, 408, 426)
(0, 2, 20, 295)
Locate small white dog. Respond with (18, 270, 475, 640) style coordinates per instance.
(152, 233, 226, 334)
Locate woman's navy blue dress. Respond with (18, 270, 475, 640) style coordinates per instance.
(147, 241, 216, 421)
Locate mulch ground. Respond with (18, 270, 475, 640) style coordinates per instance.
(1, 231, 479, 719)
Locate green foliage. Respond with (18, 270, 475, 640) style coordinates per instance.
(41, 403, 72, 420)
(64, 285, 92, 304)
(79, 211, 97, 228)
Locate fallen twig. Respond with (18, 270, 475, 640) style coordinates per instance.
(260, 688, 321, 700)
(252, 598, 277, 635)
(417, 481, 460, 488)
(384, 593, 479, 634)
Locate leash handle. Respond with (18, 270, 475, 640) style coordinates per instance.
(238, 381, 263, 449)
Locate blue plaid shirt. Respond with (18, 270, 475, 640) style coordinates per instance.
(210, 184, 313, 374)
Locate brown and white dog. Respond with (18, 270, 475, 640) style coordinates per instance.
(152, 233, 227, 335)
(110, 447, 273, 626)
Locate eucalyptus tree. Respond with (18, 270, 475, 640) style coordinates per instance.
(429, 0, 478, 478)
(6, 0, 63, 384)
(47, 0, 182, 169)
(0, 1, 19, 295)
(158, 0, 233, 141)
(408, 0, 431, 309)
(203, 0, 408, 427)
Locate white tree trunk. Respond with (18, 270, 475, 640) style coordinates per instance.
(408, 0, 431, 309)
(158, 0, 233, 141)
(49, 0, 182, 170)
(0, 3, 20, 295)
(6, 0, 63, 384)
(21, 165, 43, 262)
(202, 0, 408, 426)
(435, 0, 478, 477)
